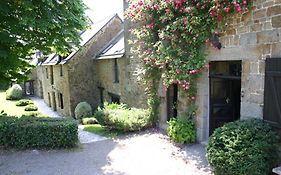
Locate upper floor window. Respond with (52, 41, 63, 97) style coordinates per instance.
(114, 59, 119, 83)
(60, 65, 63, 76)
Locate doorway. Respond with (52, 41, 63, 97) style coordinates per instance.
(209, 61, 241, 135)
(24, 81, 34, 96)
(167, 84, 178, 121)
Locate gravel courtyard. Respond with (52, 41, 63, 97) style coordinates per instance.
(0, 130, 213, 175)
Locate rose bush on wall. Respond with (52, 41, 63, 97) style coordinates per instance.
(125, 0, 252, 101)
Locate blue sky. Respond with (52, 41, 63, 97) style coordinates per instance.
(83, 0, 124, 22)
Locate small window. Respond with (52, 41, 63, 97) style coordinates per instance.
(98, 87, 104, 106)
(109, 93, 120, 104)
(47, 92, 51, 107)
(59, 93, 64, 109)
(114, 59, 119, 83)
(60, 65, 63, 76)
(46, 68, 49, 79)
(50, 66, 54, 85)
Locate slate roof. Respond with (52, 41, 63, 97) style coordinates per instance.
(95, 30, 124, 60)
(39, 14, 122, 65)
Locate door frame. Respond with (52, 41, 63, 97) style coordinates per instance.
(209, 61, 241, 135)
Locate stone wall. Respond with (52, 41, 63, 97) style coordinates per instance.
(122, 0, 148, 109)
(189, 0, 281, 142)
(38, 64, 72, 116)
(68, 16, 123, 115)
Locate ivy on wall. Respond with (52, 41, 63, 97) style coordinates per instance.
(125, 0, 252, 121)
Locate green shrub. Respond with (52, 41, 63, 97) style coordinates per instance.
(82, 117, 98, 125)
(103, 107, 151, 132)
(5, 84, 23, 100)
(93, 109, 105, 124)
(24, 104, 38, 111)
(207, 119, 279, 175)
(74, 102, 92, 119)
(16, 99, 34, 106)
(167, 118, 196, 144)
(0, 116, 78, 148)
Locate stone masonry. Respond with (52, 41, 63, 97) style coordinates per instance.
(158, 0, 281, 142)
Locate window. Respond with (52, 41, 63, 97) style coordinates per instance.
(60, 65, 63, 76)
(47, 92, 51, 107)
(114, 59, 119, 83)
(109, 93, 120, 104)
(58, 93, 64, 109)
(98, 87, 104, 106)
(46, 68, 49, 79)
(50, 66, 54, 85)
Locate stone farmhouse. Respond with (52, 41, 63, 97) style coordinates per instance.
(29, 13, 147, 117)
(28, 0, 281, 142)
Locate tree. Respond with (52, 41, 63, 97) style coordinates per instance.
(0, 0, 88, 85)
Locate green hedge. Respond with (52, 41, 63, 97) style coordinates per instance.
(94, 103, 151, 132)
(16, 99, 34, 106)
(207, 119, 279, 175)
(0, 116, 78, 149)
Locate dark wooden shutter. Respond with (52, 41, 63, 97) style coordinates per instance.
(264, 58, 281, 128)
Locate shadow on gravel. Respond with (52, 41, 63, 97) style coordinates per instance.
(0, 140, 124, 175)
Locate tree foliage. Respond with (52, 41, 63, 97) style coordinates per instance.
(0, 0, 88, 84)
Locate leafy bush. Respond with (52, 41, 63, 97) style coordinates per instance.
(74, 102, 92, 119)
(167, 118, 196, 144)
(82, 117, 98, 125)
(93, 109, 105, 124)
(16, 99, 34, 106)
(207, 119, 279, 175)
(5, 84, 23, 100)
(0, 116, 78, 148)
(103, 107, 151, 132)
(24, 104, 38, 111)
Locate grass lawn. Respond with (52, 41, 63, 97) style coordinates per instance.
(83, 124, 123, 138)
(0, 91, 39, 117)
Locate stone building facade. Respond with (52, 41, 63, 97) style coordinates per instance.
(31, 11, 148, 117)
(32, 15, 124, 117)
(159, 0, 281, 142)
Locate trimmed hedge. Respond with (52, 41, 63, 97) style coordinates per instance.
(0, 116, 78, 149)
(74, 102, 92, 119)
(16, 99, 34, 106)
(207, 119, 279, 175)
(5, 84, 23, 100)
(24, 104, 38, 111)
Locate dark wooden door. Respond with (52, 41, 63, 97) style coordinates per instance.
(209, 78, 241, 135)
(264, 58, 281, 130)
(209, 61, 241, 135)
(167, 84, 178, 120)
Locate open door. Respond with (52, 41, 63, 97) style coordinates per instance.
(209, 61, 241, 135)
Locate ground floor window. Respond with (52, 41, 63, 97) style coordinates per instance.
(108, 93, 120, 104)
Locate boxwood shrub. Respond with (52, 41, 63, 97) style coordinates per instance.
(0, 116, 78, 149)
(207, 119, 279, 175)
(5, 84, 23, 100)
(24, 104, 38, 111)
(16, 99, 34, 106)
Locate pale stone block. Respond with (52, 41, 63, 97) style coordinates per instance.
(240, 102, 263, 119)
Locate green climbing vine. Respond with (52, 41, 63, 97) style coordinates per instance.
(125, 0, 252, 122)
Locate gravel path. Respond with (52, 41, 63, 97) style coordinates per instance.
(0, 130, 213, 175)
(9, 97, 214, 174)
